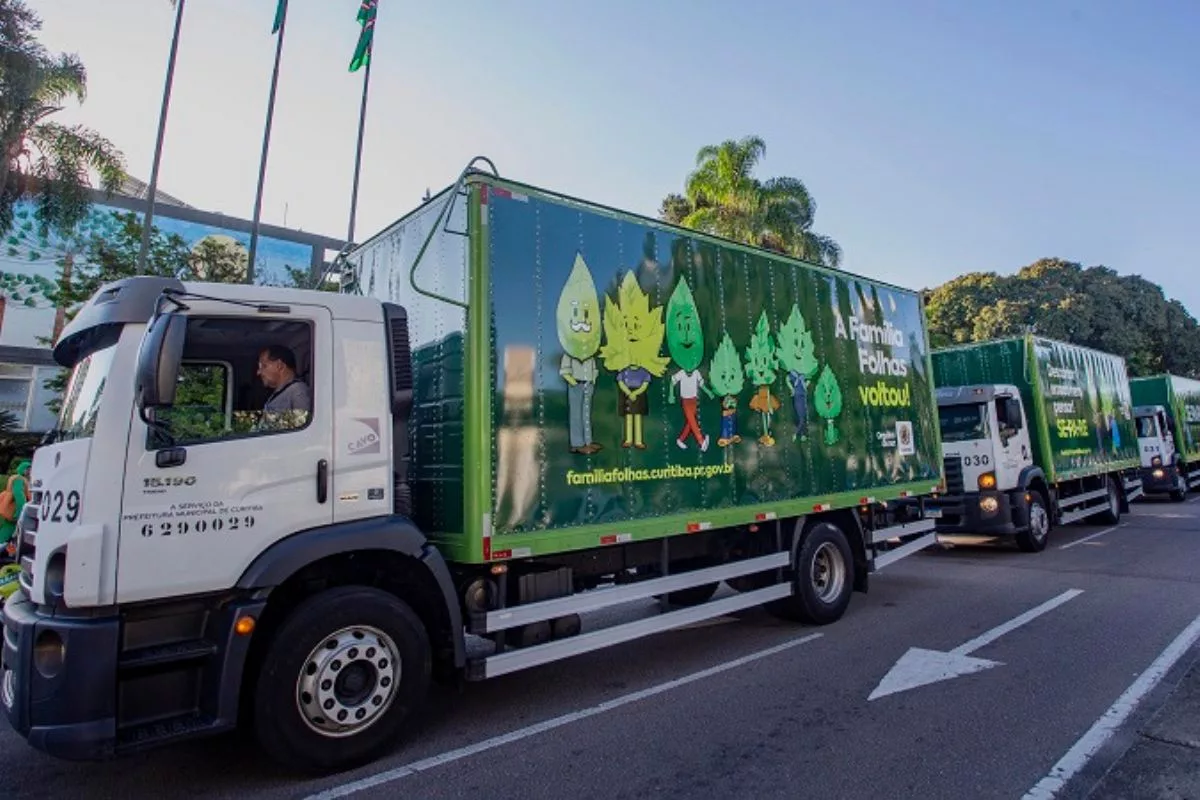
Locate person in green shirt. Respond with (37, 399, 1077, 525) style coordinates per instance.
(0, 460, 31, 550)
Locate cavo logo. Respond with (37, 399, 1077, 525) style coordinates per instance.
(348, 417, 381, 456)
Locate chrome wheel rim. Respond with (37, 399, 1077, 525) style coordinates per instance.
(811, 542, 846, 603)
(296, 625, 401, 738)
(1030, 502, 1049, 540)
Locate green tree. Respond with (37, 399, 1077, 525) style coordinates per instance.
(925, 257, 1200, 378)
(660, 135, 842, 267)
(0, 0, 125, 238)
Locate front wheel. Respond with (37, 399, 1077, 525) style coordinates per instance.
(1016, 492, 1051, 552)
(1170, 471, 1188, 503)
(768, 521, 854, 625)
(1097, 477, 1121, 525)
(252, 585, 432, 774)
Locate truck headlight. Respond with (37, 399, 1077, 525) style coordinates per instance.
(978, 472, 997, 490)
(43, 553, 66, 603)
(980, 496, 1000, 514)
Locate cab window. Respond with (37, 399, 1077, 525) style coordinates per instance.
(148, 316, 313, 449)
(1136, 415, 1158, 438)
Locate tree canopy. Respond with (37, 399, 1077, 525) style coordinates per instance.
(924, 257, 1200, 378)
(659, 135, 842, 267)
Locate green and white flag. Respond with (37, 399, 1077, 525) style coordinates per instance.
(271, 0, 287, 34)
(350, 0, 377, 72)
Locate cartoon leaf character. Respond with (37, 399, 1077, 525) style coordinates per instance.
(666, 278, 713, 451)
(814, 364, 843, 445)
(600, 272, 669, 450)
(776, 304, 819, 442)
(744, 311, 781, 446)
(556, 252, 603, 455)
(709, 332, 745, 447)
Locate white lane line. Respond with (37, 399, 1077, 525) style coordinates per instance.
(1058, 525, 1121, 550)
(1023, 611, 1200, 799)
(304, 632, 825, 800)
(950, 589, 1084, 656)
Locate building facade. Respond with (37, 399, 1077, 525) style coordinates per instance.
(0, 181, 346, 434)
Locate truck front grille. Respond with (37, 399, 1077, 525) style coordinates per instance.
(15, 498, 38, 596)
(943, 457, 965, 496)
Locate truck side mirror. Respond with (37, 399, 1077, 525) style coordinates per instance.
(135, 311, 187, 414)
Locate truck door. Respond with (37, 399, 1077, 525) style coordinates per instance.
(996, 395, 1031, 487)
(116, 303, 334, 603)
(1159, 409, 1177, 464)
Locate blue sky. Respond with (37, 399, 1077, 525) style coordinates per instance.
(32, 0, 1200, 312)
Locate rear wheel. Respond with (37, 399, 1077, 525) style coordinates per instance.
(1016, 492, 1051, 552)
(768, 520, 854, 625)
(252, 585, 431, 774)
(1097, 477, 1121, 525)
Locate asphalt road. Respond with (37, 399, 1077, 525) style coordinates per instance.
(5, 496, 1200, 800)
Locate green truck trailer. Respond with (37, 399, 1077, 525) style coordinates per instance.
(1, 159, 944, 772)
(927, 334, 1143, 551)
(1129, 374, 1200, 500)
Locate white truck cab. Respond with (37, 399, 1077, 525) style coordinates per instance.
(1, 275, 465, 770)
(1134, 404, 1188, 501)
(929, 384, 1051, 551)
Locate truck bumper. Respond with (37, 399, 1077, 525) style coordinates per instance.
(1139, 466, 1180, 495)
(3, 589, 264, 761)
(928, 490, 1030, 536)
(1, 590, 119, 760)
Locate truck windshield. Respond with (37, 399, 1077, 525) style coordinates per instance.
(1136, 415, 1159, 438)
(55, 341, 118, 442)
(939, 404, 990, 442)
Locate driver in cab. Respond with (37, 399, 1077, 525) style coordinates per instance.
(255, 345, 311, 431)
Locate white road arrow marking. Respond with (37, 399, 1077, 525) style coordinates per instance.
(869, 588, 1084, 701)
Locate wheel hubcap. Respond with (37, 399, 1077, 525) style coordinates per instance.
(811, 542, 846, 603)
(1031, 504, 1049, 540)
(297, 625, 400, 738)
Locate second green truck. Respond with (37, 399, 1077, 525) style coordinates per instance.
(928, 335, 1143, 550)
(1130, 374, 1200, 501)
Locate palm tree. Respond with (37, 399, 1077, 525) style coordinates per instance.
(664, 135, 842, 268)
(0, 0, 126, 238)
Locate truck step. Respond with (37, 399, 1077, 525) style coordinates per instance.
(119, 640, 218, 672)
(468, 582, 792, 680)
(116, 712, 225, 753)
(472, 551, 789, 634)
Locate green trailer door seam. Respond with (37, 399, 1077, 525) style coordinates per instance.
(465, 182, 490, 563)
(1026, 334, 1059, 483)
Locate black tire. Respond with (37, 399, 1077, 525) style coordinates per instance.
(252, 585, 431, 774)
(664, 582, 721, 607)
(1016, 491, 1051, 552)
(650, 557, 721, 607)
(1097, 477, 1121, 525)
(768, 521, 854, 625)
(1170, 470, 1188, 502)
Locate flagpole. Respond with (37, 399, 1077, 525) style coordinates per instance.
(247, 0, 290, 284)
(137, 0, 186, 271)
(346, 56, 371, 245)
